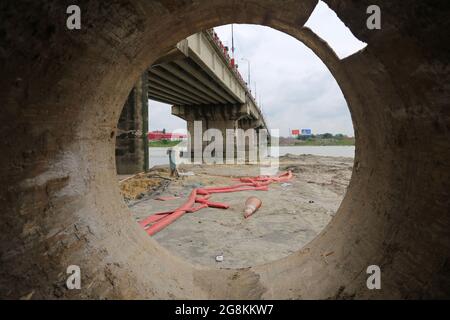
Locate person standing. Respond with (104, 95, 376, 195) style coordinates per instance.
(167, 148, 179, 178)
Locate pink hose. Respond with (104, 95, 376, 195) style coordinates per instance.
(138, 171, 293, 236)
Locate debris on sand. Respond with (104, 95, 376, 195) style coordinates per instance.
(243, 196, 262, 218)
(155, 196, 180, 201)
(119, 169, 170, 201)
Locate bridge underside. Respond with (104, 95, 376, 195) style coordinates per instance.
(148, 58, 239, 106)
(146, 36, 267, 164)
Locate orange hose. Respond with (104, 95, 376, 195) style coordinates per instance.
(138, 171, 293, 236)
(144, 189, 197, 236)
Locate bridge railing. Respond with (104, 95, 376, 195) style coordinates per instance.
(206, 30, 255, 100)
(206, 28, 267, 126)
(203, 29, 267, 129)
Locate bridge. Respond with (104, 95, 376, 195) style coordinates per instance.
(116, 29, 269, 173)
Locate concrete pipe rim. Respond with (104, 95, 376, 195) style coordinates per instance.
(2, 0, 448, 299)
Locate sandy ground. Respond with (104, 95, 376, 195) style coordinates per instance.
(120, 154, 353, 268)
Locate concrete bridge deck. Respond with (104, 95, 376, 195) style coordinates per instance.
(149, 29, 268, 132)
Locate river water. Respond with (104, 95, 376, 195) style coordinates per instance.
(149, 146, 355, 168)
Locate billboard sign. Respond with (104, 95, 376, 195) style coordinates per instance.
(301, 129, 312, 136)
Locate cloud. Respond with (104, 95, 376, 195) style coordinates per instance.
(305, 1, 367, 59)
(148, 100, 186, 133)
(214, 22, 355, 136)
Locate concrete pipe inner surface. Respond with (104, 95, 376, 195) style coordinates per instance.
(0, 0, 449, 299)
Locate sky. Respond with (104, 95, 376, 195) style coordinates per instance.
(148, 1, 366, 137)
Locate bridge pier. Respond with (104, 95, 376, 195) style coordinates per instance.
(237, 118, 265, 135)
(172, 104, 262, 163)
(115, 74, 149, 174)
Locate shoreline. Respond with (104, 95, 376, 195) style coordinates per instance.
(149, 143, 356, 148)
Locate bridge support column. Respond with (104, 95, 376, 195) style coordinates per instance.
(115, 74, 149, 174)
(173, 105, 242, 162)
(173, 105, 264, 163)
(237, 118, 265, 163)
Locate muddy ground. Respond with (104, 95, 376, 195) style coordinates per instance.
(119, 154, 353, 269)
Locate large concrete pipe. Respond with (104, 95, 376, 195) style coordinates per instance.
(0, 0, 448, 299)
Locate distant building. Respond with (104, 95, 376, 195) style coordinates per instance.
(148, 131, 187, 141)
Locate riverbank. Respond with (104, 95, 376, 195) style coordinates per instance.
(148, 140, 355, 147)
(285, 139, 354, 146)
(148, 140, 182, 147)
(279, 136, 355, 146)
(119, 153, 353, 268)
